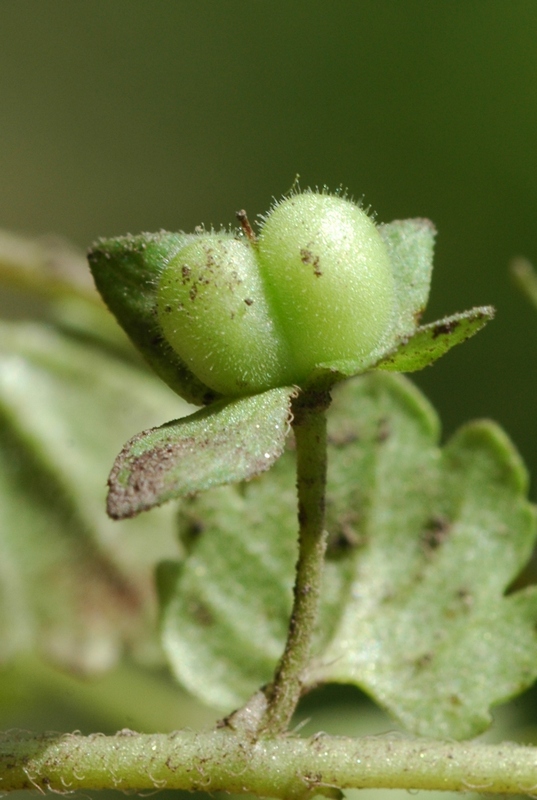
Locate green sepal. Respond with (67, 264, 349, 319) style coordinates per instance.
(107, 386, 297, 520)
(302, 219, 491, 384)
(378, 218, 436, 337)
(302, 306, 494, 392)
(375, 306, 495, 372)
(88, 232, 219, 406)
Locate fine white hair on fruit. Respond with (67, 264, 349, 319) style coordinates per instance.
(157, 191, 396, 397)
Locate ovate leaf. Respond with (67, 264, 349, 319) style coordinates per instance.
(311, 376, 537, 739)
(159, 373, 537, 739)
(159, 451, 298, 710)
(107, 387, 297, 520)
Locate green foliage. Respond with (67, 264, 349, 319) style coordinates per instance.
(159, 374, 537, 738)
(107, 386, 297, 520)
(0, 215, 534, 795)
(90, 196, 493, 518)
(0, 314, 188, 673)
(376, 218, 435, 337)
(89, 194, 492, 406)
(376, 308, 494, 373)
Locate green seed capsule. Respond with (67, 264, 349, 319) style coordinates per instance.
(157, 234, 295, 396)
(157, 192, 396, 396)
(257, 193, 396, 380)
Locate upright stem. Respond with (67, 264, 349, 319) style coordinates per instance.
(260, 390, 330, 736)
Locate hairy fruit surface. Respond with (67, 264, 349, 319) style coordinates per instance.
(157, 193, 395, 396)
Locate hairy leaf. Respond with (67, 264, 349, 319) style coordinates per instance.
(160, 373, 537, 738)
(107, 387, 297, 520)
(307, 307, 494, 391)
(159, 452, 298, 710)
(312, 376, 537, 739)
(376, 306, 495, 373)
(0, 321, 189, 674)
(378, 218, 436, 337)
(88, 232, 218, 406)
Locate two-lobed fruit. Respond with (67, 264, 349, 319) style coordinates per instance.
(157, 193, 396, 396)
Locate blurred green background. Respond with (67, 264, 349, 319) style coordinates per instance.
(2, 1, 537, 477)
(1, 2, 537, 796)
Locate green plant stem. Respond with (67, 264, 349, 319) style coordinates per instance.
(3, 729, 537, 796)
(259, 391, 330, 736)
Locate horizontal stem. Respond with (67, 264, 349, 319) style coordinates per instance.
(2, 729, 537, 797)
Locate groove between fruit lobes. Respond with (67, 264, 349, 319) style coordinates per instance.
(157, 193, 396, 396)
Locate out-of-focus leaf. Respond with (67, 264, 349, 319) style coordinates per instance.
(160, 373, 537, 739)
(376, 307, 494, 372)
(0, 228, 134, 355)
(511, 257, 537, 311)
(0, 229, 95, 300)
(160, 452, 298, 710)
(108, 387, 297, 520)
(0, 320, 190, 674)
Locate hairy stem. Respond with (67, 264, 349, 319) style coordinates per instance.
(2, 729, 537, 797)
(259, 390, 330, 735)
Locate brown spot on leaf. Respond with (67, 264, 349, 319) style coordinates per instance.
(107, 434, 202, 519)
(456, 587, 474, 611)
(327, 512, 365, 559)
(328, 427, 359, 447)
(432, 319, 460, 338)
(186, 595, 214, 627)
(183, 516, 205, 546)
(376, 417, 390, 442)
(422, 515, 452, 552)
(414, 652, 434, 670)
(413, 307, 425, 325)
